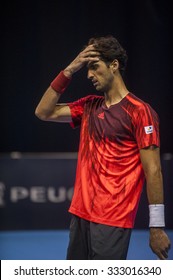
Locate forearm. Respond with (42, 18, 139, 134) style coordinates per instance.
(146, 170, 164, 205)
(35, 71, 71, 121)
(140, 147, 165, 229)
(145, 169, 166, 229)
(35, 86, 61, 120)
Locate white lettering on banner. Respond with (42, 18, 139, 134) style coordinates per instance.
(0, 181, 6, 207)
(30, 187, 46, 202)
(1, 184, 73, 205)
(11, 187, 29, 202)
(48, 187, 66, 202)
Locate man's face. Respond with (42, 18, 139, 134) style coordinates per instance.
(87, 60, 114, 93)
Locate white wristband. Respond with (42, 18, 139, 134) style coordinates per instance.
(149, 204, 165, 227)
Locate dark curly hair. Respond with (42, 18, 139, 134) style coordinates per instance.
(88, 35, 128, 76)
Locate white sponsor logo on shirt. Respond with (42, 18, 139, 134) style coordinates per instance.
(144, 125, 153, 134)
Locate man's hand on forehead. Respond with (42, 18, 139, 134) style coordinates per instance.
(83, 44, 100, 59)
(64, 44, 100, 76)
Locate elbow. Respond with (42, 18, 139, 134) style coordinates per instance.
(35, 107, 48, 121)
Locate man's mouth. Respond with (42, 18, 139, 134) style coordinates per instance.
(92, 80, 98, 87)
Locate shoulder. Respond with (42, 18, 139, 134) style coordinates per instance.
(126, 92, 148, 107)
(126, 92, 158, 114)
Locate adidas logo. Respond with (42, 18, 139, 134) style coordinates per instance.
(98, 112, 105, 119)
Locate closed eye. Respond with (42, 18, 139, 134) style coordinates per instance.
(87, 62, 99, 71)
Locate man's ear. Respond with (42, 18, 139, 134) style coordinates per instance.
(110, 59, 119, 73)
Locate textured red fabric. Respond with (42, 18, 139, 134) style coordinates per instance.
(68, 93, 160, 228)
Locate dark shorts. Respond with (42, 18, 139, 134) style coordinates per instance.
(66, 215, 132, 260)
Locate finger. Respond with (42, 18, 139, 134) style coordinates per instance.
(86, 51, 100, 58)
(157, 247, 170, 259)
(162, 250, 168, 259)
(82, 46, 99, 55)
(157, 252, 166, 260)
(162, 244, 171, 258)
(84, 44, 96, 50)
(79, 52, 100, 62)
(82, 48, 100, 55)
(82, 57, 100, 64)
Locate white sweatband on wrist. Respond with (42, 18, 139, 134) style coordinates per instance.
(149, 204, 165, 227)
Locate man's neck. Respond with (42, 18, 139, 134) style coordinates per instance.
(104, 76, 129, 107)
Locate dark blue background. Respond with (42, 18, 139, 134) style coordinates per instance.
(1, 0, 172, 153)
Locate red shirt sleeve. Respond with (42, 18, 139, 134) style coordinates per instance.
(132, 103, 160, 149)
(68, 95, 100, 128)
(68, 96, 91, 128)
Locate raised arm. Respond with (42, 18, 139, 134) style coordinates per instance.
(140, 146, 171, 259)
(35, 85, 72, 123)
(35, 45, 99, 122)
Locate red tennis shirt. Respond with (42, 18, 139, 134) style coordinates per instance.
(68, 92, 160, 228)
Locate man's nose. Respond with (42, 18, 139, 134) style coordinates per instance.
(87, 70, 94, 80)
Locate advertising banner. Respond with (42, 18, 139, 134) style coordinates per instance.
(0, 153, 172, 230)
